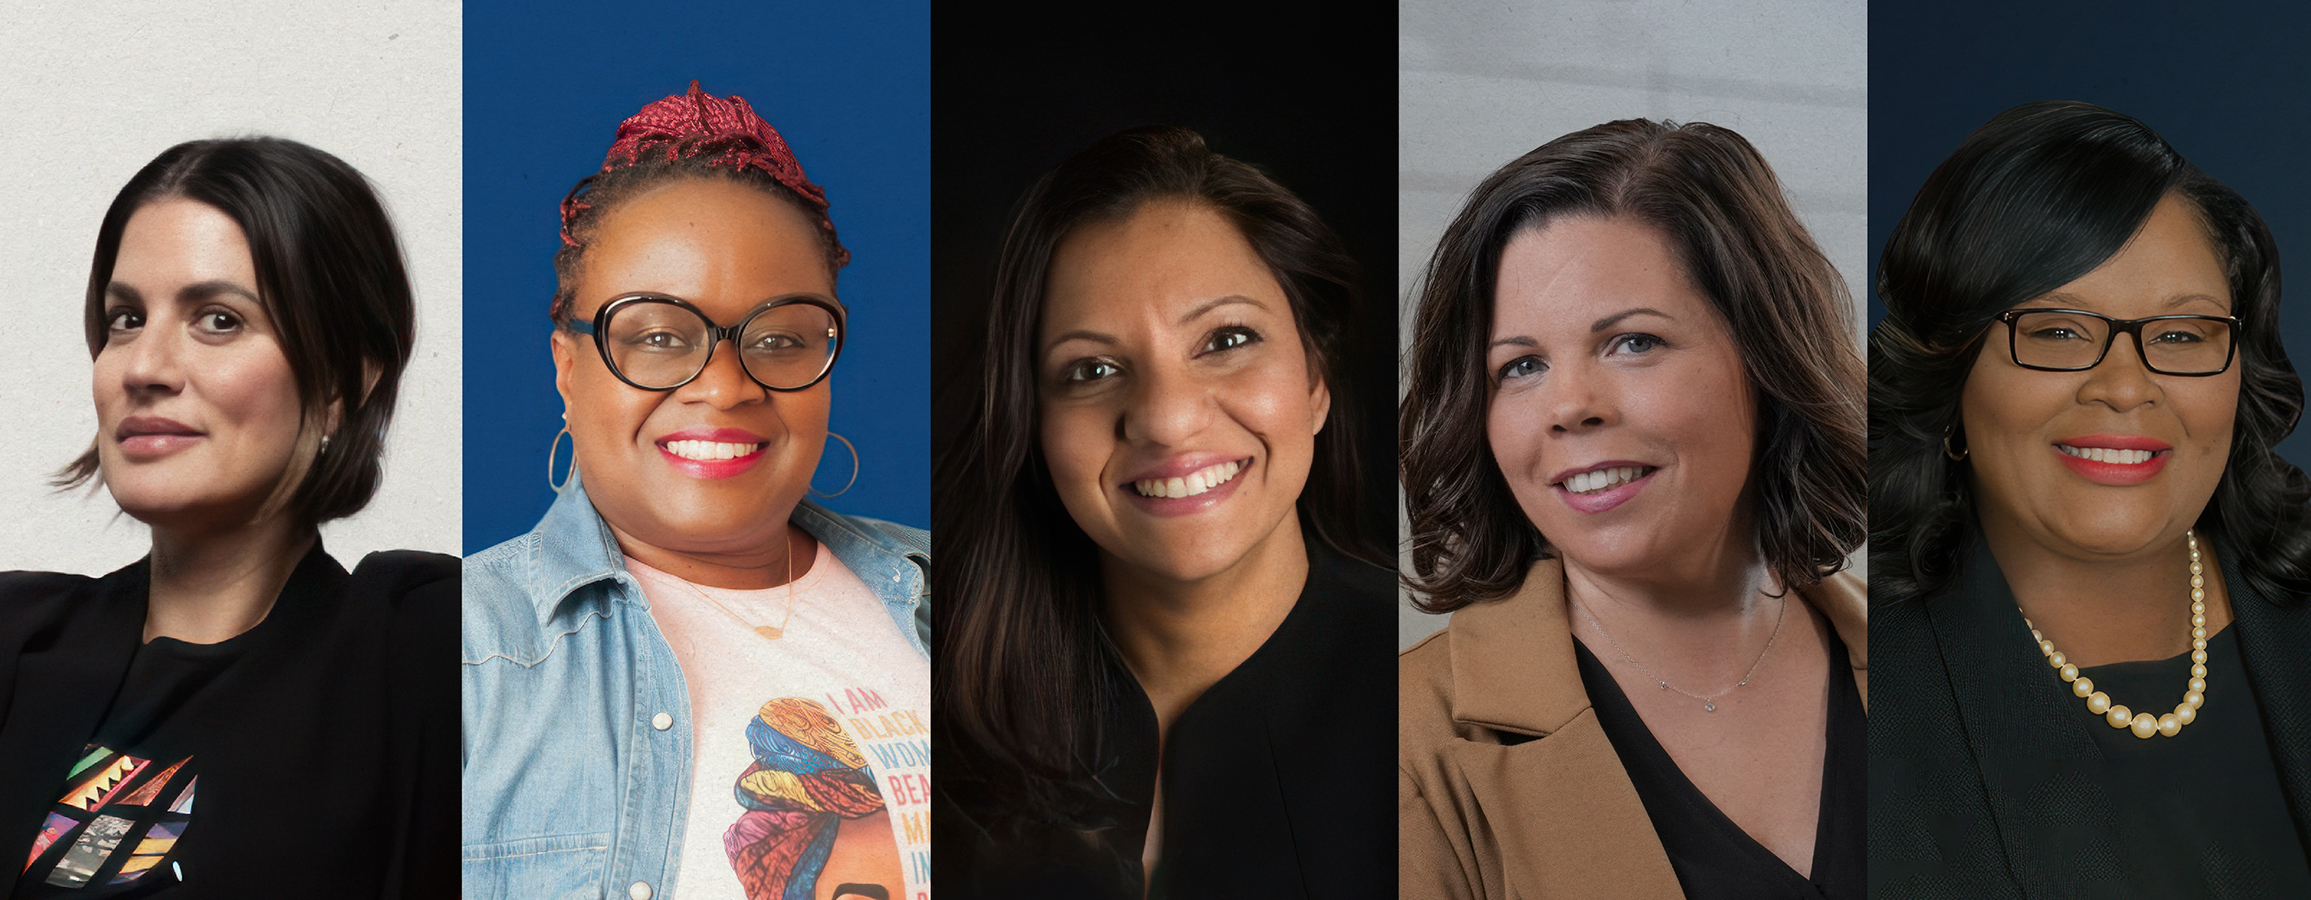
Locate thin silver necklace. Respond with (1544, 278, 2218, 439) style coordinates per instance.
(1573, 590, 1787, 712)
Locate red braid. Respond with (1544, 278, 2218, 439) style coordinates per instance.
(553, 81, 845, 321)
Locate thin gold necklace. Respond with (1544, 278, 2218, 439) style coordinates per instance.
(642, 533, 801, 641)
(1574, 590, 1787, 712)
(2032, 529, 2207, 739)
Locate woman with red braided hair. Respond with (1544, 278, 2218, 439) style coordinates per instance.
(462, 83, 931, 900)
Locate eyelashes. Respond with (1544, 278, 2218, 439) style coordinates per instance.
(1052, 324, 1267, 387)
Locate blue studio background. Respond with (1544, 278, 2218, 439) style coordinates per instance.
(1870, 3, 2311, 468)
(462, 2, 930, 553)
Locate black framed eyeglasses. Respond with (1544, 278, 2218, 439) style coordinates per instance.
(1996, 308, 2240, 377)
(565, 292, 845, 391)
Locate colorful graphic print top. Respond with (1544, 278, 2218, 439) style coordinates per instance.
(20, 747, 194, 892)
(632, 543, 931, 900)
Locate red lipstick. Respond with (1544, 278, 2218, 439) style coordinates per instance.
(2052, 434, 2172, 487)
(655, 427, 769, 480)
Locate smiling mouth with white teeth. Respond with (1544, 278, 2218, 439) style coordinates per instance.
(1559, 465, 1655, 495)
(1131, 459, 1247, 499)
(2057, 445, 2158, 465)
(662, 439, 765, 461)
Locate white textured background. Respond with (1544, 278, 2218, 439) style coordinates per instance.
(0, 1, 461, 574)
(1398, 0, 1868, 648)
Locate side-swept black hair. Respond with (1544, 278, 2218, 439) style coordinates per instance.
(60, 137, 416, 527)
(1872, 100, 2311, 605)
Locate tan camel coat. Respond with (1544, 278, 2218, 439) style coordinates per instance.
(1398, 559, 1867, 899)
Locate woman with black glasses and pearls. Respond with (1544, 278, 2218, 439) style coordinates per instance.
(1870, 101, 2311, 897)
(461, 84, 929, 900)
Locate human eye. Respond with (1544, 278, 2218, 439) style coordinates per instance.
(2147, 323, 2210, 345)
(748, 331, 806, 352)
(105, 307, 145, 335)
(1199, 325, 1262, 354)
(192, 307, 244, 337)
(1610, 333, 1665, 355)
(1061, 357, 1123, 384)
(627, 329, 692, 352)
(1496, 356, 1544, 383)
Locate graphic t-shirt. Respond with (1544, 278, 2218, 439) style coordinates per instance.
(631, 543, 930, 900)
(16, 632, 236, 898)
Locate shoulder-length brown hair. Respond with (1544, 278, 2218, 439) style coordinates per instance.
(1401, 118, 1865, 612)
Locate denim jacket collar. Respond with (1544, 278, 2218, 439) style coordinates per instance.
(523, 471, 929, 656)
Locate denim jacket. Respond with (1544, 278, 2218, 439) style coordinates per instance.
(460, 473, 929, 900)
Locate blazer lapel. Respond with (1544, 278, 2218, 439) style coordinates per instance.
(2219, 541, 2311, 861)
(1447, 560, 1684, 899)
(1929, 539, 2124, 897)
(0, 564, 146, 897)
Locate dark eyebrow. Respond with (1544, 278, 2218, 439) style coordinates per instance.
(104, 280, 261, 305)
(1591, 307, 1668, 332)
(1177, 294, 1266, 325)
(1043, 329, 1118, 361)
(181, 280, 262, 304)
(1488, 307, 1671, 351)
(2033, 291, 2232, 314)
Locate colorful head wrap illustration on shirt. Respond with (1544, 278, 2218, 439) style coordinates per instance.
(22, 746, 195, 889)
(724, 697, 899, 900)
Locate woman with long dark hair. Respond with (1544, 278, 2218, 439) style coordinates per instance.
(934, 125, 1393, 899)
(1870, 101, 2311, 896)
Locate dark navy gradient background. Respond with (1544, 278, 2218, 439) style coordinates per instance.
(1870, 3, 2311, 466)
(462, 2, 929, 553)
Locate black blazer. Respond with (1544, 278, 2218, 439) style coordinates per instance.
(0, 543, 457, 898)
(1869, 534, 2311, 898)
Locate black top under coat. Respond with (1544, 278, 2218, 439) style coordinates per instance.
(1578, 623, 1867, 899)
(937, 544, 1395, 899)
(0, 543, 458, 898)
(1870, 531, 2311, 899)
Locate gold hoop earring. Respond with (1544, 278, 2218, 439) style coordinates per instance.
(547, 421, 575, 492)
(1943, 425, 1969, 462)
(811, 431, 859, 498)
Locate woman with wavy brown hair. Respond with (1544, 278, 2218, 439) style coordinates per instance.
(1398, 119, 1867, 899)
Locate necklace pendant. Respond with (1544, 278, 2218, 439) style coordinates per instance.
(755, 625, 784, 640)
(1704, 701, 1716, 711)
(1658, 681, 1668, 690)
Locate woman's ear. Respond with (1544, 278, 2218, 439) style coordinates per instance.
(551, 329, 577, 410)
(1310, 372, 1332, 436)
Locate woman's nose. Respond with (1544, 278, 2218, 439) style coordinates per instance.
(676, 336, 765, 407)
(2078, 332, 2163, 411)
(1546, 361, 1615, 433)
(1119, 363, 1212, 445)
(117, 326, 186, 396)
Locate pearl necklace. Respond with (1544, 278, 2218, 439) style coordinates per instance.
(2031, 530, 2208, 740)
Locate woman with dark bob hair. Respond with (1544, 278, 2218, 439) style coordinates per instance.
(1399, 119, 1868, 899)
(933, 125, 1394, 898)
(1870, 101, 2311, 896)
(0, 138, 455, 895)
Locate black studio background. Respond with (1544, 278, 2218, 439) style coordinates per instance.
(1870, 3, 2311, 467)
(929, 6, 1399, 554)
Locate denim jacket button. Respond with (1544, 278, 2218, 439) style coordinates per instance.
(628, 881, 653, 900)
(651, 712, 673, 731)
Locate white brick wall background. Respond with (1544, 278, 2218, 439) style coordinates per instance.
(1397, 0, 1869, 648)
(0, 2, 463, 574)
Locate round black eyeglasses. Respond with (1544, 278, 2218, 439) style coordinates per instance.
(1997, 308, 2240, 377)
(565, 293, 845, 391)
